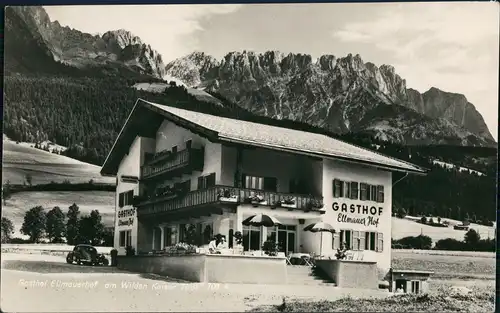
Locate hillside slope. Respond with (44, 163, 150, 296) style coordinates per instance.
(2, 138, 114, 185)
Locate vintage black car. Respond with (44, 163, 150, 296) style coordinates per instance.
(66, 244, 109, 266)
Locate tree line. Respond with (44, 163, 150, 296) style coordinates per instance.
(3, 73, 496, 223)
(0, 204, 113, 246)
(391, 228, 495, 252)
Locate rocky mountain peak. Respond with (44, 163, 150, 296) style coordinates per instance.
(102, 29, 143, 49)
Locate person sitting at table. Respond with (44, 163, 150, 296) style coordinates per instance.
(208, 236, 219, 254)
(217, 236, 228, 250)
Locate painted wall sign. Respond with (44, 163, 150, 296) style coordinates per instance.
(121, 175, 139, 183)
(118, 207, 136, 227)
(332, 202, 383, 227)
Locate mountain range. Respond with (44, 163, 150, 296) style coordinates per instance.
(4, 5, 496, 149)
(3, 5, 497, 223)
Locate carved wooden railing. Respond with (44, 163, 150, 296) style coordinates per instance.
(137, 185, 324, 216)
(141, 148, 204, 180)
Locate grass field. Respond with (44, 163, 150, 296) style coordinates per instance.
(2, 138, 114, 185)
(2, 191, 114, 238)
(391, 250, 496, 280)
(391, 216, 496, 242)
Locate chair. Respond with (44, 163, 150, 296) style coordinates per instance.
(301, 255, 314, 267)
(282, 252, 292, 265)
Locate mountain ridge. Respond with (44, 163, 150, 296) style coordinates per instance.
(165, 50, 495, 146)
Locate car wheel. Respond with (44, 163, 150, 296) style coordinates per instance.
(102, 259, 109, 266)
(66, 255, 73, 264)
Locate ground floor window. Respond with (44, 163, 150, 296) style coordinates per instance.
(242, 225, 261, 251)
(334, 229, 383, 252)
(119, 230, 132, 247)
(411, 281, 420, 293)
(267, 225, 296, 253)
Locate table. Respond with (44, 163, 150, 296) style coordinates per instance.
(289, 253, 312, 265)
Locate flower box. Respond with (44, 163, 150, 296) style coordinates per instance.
(219, 196, 239, 203)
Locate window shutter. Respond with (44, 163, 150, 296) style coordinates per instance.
(119, 193, 124, 208)
(332, 233, 340, 250)
(376, 233, 383, 252)
(377, 185, 384, 203)
(360, 231, 366, 250)
(241, 174, 247, 188)
(333, 179, 340, 198)
(197, 176, 204, 190)
(352, 231, 360, 250)
(370, 185, 378, 201)
(206, 173, 216, 187)
(127, 190, 134, 205)
(348, 230, 354, 250)
(263, 177, 277, 192)
(350, 182, 359, 200)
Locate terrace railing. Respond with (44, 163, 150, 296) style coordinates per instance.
(141, 148, 204, 180)
(136, 185, 324, 216)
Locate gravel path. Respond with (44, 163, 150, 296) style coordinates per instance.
(1, 253, 390, 312)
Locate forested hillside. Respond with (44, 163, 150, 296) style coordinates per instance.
(3, 74, 497, 222)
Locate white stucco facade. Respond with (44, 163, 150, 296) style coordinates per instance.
(112, 118, 394, 276)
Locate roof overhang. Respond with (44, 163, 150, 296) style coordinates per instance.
(101, 98, 428, 177)
(218, 135, 428, 175)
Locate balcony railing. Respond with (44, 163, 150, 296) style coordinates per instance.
(141, 148, 204, 180)
(136, 185, 324, 217)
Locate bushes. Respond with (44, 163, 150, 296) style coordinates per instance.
(392, 235, 433, 250)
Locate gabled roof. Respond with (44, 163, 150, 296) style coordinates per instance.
(100, 98, 428, 176)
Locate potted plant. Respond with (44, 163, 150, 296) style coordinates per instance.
(244, 193, 266, 206)
(217, 188, 238, 202)
(125, 245, 135, 256)
(262, 240, 280, 256)
(335, 242, 348, 260)
(281, 196, 296, 209)
(233, 231, 244, 253)
(306, 199, 324, 211)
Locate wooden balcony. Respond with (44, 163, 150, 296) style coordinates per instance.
(141, 148, 204, 180)
(136, 185, 324, 217)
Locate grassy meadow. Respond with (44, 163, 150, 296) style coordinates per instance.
(391, 216, 496, 242)
(2, 138, 114, 185)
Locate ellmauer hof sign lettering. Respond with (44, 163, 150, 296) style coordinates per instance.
(332, 202, 382, 227)
(118, 207, 136, 226)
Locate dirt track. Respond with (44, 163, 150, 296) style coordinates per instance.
(1, 253, 390, 312)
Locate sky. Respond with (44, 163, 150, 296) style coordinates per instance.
(44, 3, 499, 140)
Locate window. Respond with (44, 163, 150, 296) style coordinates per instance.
(119, 230, 132, 247)
(243, 175, 278, 192)
(339, 230, 352, 249)
(118, 190, 134, 208)
(171, 145, 177, 154)
(242, 225, 261, 251)
(333, 179, 342, 198)
(350, 182, 359, 200)
(364, 232, 383, 252)
(370, 185, 378, 201)
(185, 140, 192, 149)
(411, 281, 420, 294)
(376, 185, 384, 203)
(197, 173, 216, 189)
(267, 225, 297, 253)
(244, 175, 264, 190)
(342, 181, 350, 198)
(360, 183, 368, 200)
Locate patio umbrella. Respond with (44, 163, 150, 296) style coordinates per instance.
(242, 214, 282, 227)
(303, 222, 336, 256)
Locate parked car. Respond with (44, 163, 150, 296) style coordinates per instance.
(66, 244, 109, 266)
